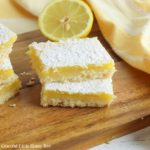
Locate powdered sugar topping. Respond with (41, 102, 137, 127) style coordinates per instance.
(0, 24, 16, 44)
(0, 58, 12, 70)
(44, 78, 113, 94)
(30, 38, 113, 68)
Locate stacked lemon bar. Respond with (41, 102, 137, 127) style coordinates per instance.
(0, 24, 21, 104)
(28, 37, 115, 107)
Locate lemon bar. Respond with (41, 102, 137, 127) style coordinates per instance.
(41, 78, 114, 107)
(0, 74, 21, 104)
(28, 38, 115, 82)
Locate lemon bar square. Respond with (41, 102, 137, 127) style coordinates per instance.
(28, 37, 115, 82)
(41, 78, 114, 107)
(0, 74, 21, 104)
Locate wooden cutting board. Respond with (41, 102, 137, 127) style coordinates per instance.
(0, 21, 150, 150)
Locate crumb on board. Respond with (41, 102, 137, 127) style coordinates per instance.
(9, 104, 16, 107)
(105, 141, 110, 144)
(31, 77, 36, 81)
(26, 80, 35, 86)
(20, 72, 32, 76)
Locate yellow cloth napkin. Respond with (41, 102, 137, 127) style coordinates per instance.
(87, 0, 150, 74)
(14, 0, 51, 16)
(0, 0, 38, 33)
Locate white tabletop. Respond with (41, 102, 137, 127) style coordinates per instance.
(90, 126, 150, 150)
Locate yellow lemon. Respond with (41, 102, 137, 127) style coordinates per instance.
(39, 0, 94, 41)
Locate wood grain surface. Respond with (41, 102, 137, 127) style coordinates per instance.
(0, 21, 150, 150)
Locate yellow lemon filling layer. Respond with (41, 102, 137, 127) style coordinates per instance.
(0, 78, 21, 104)
(28, 48, 115, 82)
(41, 90, 114, 108)
(0, 79, 21, 95)
(43, 90, 113, 102)
(0, 69, 14, 82)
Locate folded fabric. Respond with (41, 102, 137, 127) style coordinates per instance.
(87, 0, 150, 74)
(14, 0, 52, 16)
(0, 0, 38, 34)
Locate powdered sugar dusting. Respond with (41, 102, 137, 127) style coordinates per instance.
(30, 37, 113, 68)
(44, 78, 113, 94)
(0, 24, 16, 44)
(0, 58, 12, 70)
